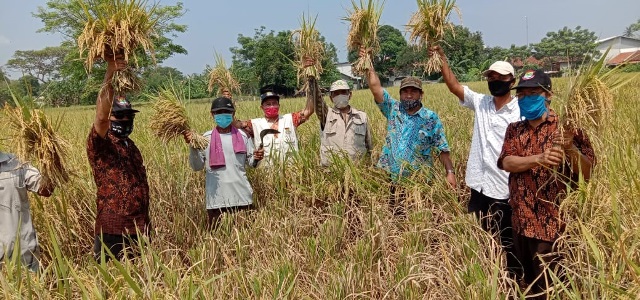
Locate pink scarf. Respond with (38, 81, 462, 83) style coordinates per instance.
(209, 127, 246, 169)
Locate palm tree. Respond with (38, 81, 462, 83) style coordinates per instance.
(623, 19, 640, 37)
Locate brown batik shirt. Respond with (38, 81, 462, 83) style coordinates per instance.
(497, 112, 596, 242)
(87, 126, 151, 236)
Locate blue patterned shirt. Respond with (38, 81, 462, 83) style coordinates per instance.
(377, 89, 450, 180)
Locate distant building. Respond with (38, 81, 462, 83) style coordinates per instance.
(595, 36, 640, 63)
(336, 62, 362, 90)
(606, 50, 640, 66)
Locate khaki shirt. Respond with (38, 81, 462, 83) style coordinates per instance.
(320, 107, 372, 166)
(0, 152, 42, 270)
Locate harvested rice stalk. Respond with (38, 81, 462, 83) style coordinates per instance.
(407, 0, 461, 74)
(77, 0, 160, 70)
(77, 0, 160, 93)
(560, 48, 633, 133)
(344, 0, 384, 76)
(4, 91, 70, 187)
(207, 52, 241, 96)
(292, 13, 324, 82)
(149, 83, 208, 150)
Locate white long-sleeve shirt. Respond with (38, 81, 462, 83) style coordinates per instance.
(189, 130, 255, 209)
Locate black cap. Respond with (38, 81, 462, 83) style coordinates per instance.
(112, 95, 139, 114)
(260, 91, 280, 103)
(210, 97, 235, 112)
(512, 69, 552, 91)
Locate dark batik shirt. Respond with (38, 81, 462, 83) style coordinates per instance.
(87, 126, 150, 236)
(497, 112, 596, 242)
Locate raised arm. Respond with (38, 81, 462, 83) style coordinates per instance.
(430, 46, 464, 100)
(360, 48, 384, 104)
(94, 56, 126, 138)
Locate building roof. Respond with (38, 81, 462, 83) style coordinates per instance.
(607, 50, 640, 65)
(336, 62, 361, 80)
(596, 35, 640, 44)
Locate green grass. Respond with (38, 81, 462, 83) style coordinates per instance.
(1, 76, 639, 299)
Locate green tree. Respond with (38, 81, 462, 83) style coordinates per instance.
(32, 0, 188, 104)
(5, 46, 69, 84)
(533, 26, 599, 65)
(141, 66, 184, 95)
(441, 25, 485, 76)
(348, 25, 408, 78)
(230, 27, 338, 95)
(623, 18, 640, 37)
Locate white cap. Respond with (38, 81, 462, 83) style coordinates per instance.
(329, 80, 350, 92)
(482, 61, 515, 76)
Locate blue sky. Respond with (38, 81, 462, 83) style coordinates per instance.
(1, 0, 639, 78)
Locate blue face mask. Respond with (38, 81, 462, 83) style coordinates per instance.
(214, 113, 233, 128)
(518, 94, 547, 120)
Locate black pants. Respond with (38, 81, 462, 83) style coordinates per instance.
(93, 234, 140, 262)
(468, 189, 520, 277)
(207, 205, 252, 230)
(513, 234, 562, 299)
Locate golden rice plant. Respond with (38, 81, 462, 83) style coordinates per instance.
(344, 0, 384, 76)
(77, 0, 161, 93)
(3, 91, 70, 187)
(406, 0, 461, 74)
(560, 48, 634, 133)
(148, 83, 208, 150)
(292, 13, 324, 82)
(207, 52, 241, 95)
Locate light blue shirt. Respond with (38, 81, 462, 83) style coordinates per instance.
(376, 90, 450, 180)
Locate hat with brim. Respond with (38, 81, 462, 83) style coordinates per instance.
(512, 69, 552, 91)
(260, 91, 280, 103)
(399, 77, 423, 91)
(210, 97, 235, 112)
(330, 80, 351, 92)
(482, 61, 515, 76)
(112, 96, 139, 114)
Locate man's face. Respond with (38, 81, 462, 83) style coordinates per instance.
(399, 87, 423, 101)
(211, 109, 235, 117)
(261, 98, 279, 113)
(486, 71, 513, 82)
(330, 89, 351, 100)
(222, 91, 232, 99)
(515, 87, 550, 99)
(110, 112, 134, 122)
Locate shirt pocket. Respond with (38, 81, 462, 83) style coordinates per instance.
(324, 118, 338, 136)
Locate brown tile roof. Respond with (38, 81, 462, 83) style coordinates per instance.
(607, 50, 640, 65)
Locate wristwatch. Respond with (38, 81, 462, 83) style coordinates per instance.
(447, 169, 455, 174)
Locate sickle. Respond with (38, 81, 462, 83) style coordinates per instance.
(259, 129, 280, 149)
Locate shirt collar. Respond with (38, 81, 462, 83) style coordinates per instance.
(504, 96, 519, 111)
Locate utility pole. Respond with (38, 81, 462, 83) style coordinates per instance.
(525, 16, 529, 48)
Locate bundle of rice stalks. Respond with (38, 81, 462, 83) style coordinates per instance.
(344, 0, 384, 76)
(4, 91, 70, 187)
(292, 13, 325, 81)
(406, 0, 461, 74)
(207, 52, 241, 95)
(148, 83, 208, 150)
(560, 49, 633, 133)
(77, 0, 161, 93)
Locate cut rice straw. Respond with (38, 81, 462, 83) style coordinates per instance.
(207, 51, 241, 96)
(407, 0, 461, 74)
(77, 0, 161, 93)
(292, 13, 325, 82)
(560, 48, 635, 133)
(4, 89, 71, 187)
(148, 82, 208, 150)
(344, 0, 384, 76)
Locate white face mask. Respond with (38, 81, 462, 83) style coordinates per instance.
(332, 94, 349, 109)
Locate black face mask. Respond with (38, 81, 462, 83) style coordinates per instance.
(488, 80, 513, 97)
(110, 120, 134, 138)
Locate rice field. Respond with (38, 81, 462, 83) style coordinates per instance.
(1, 76, 639, 299)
